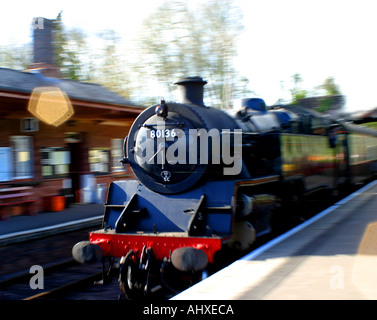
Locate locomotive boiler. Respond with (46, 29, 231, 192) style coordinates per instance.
(73, 77, 377, 298)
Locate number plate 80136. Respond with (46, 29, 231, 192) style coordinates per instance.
(147, 128, 178, 139)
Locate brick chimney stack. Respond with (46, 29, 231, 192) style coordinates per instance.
(26, 17, 61, 78)
(33, 17, 54, 65)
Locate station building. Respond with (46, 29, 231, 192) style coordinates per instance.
(0, 18, 143, 214)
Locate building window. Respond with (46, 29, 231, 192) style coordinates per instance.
(10, 136, 33, 179)
(89, 148, 110, 174)
(111, 139, 125, 172)
(41, 147, 70, 178)
(0, 147, 12, 182)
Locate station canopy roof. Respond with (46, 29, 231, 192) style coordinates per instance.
(0, 67, 144, 125)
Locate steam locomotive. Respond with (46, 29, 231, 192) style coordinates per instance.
(73, 77, 377, 298)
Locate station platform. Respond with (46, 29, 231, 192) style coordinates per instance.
(0, 203, 103, 246)
(173, 180, 377, 300)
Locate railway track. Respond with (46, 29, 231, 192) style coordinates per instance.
(0, 185, 356, 300)
(0, 205, 331, 300)
(0, 258, 103, 300)
(0, 224, 107, 300)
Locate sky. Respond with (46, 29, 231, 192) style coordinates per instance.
(237, 0, 377, 112)
(1, 0, 377, 112)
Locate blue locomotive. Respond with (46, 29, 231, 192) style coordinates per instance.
(73, 77, 377, 298)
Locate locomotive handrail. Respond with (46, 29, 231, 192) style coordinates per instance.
(104, 204, 126, 207)
(221, 131, 258, 135)
(201, 206, 232, 211)
(140, 122, 185, 128)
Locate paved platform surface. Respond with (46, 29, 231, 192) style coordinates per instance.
(0, 203, 104, 245)
(173, 180, 377, 300)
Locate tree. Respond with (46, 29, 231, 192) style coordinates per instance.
(290, 73, 308, 105)
(95, 30, 132, 99)
(136, 1, 193, 94)
(135, 0, 249, 108)
(316, 76, 341, 96)
(0, 43, 32, 70)
(52, 12, 88, 80)
(286, 74, 344, 113)
(316, 77, 343, 112)
(52, 12, 66, 72)
(1, 6, 250, 107)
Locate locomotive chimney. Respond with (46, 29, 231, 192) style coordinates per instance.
(174, 77, 207, 107)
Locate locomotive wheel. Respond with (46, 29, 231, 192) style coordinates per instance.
(119, 250, 137, 299)
(119, 247, 156, 300)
